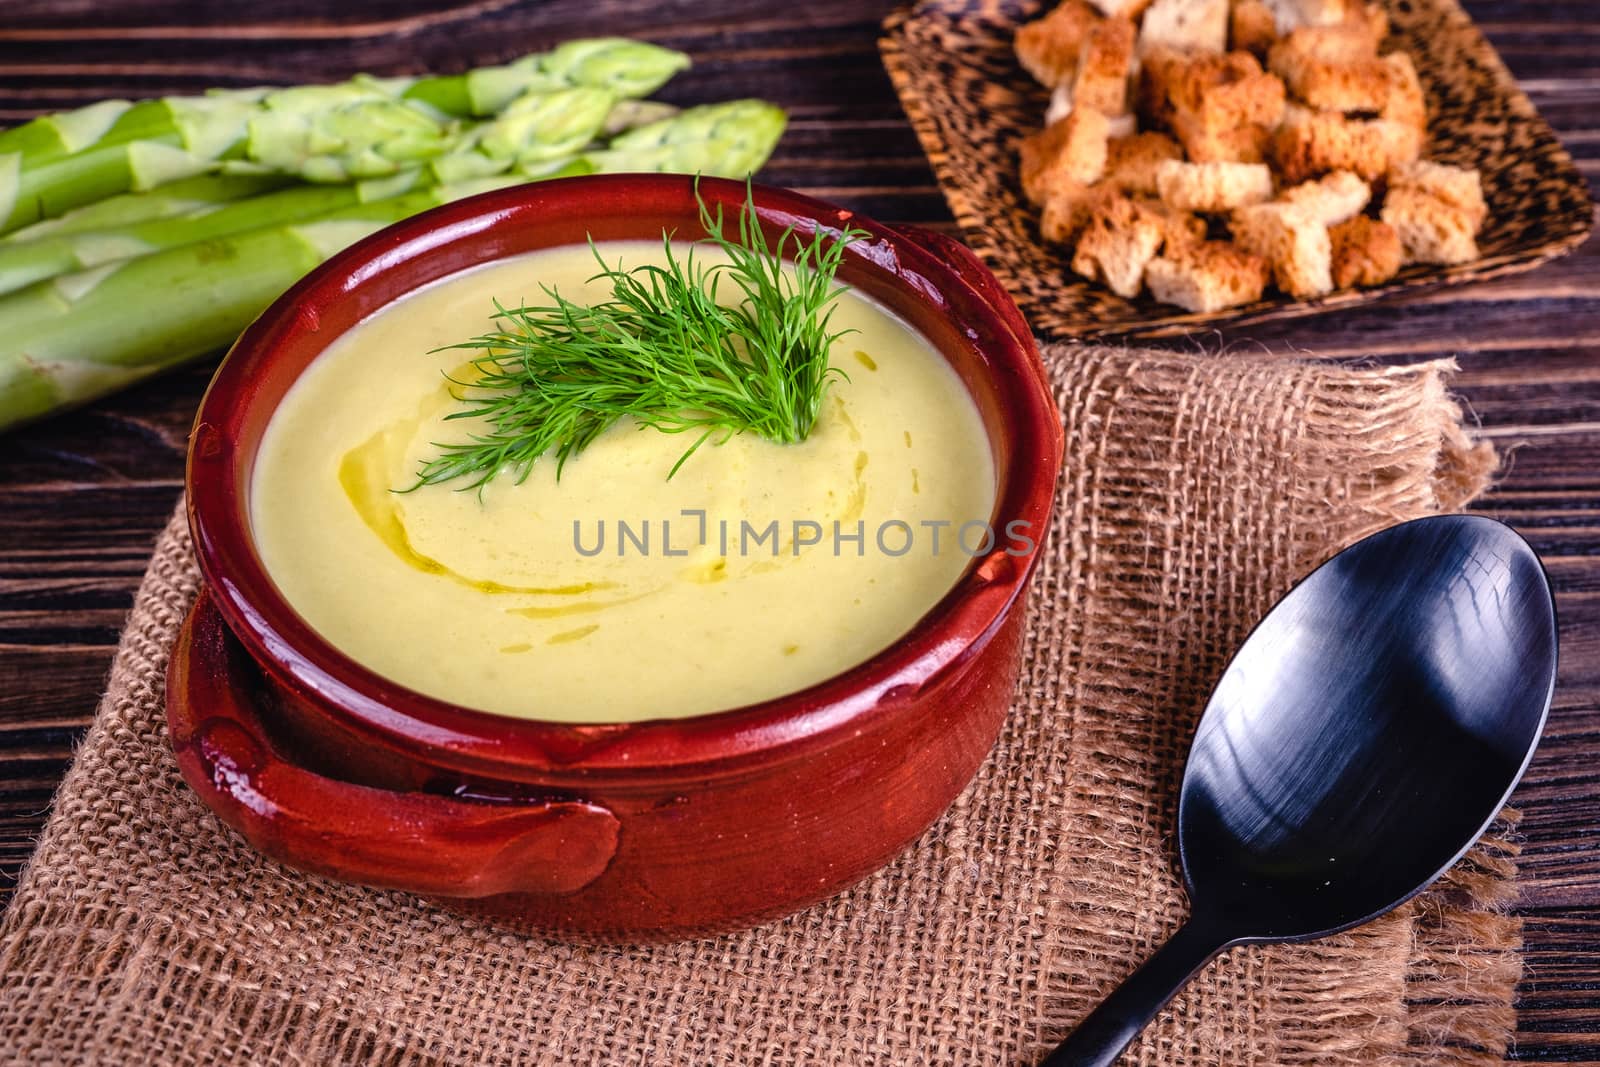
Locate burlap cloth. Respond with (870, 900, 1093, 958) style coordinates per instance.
(0, 344, 1522, 1066)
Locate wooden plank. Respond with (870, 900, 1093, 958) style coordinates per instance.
(1517, 911, 1600, 1061)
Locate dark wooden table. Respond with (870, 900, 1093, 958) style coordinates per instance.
(1, 0, 1595, 1059)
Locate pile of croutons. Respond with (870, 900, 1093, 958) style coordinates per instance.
(1016, 0, 1488, 313)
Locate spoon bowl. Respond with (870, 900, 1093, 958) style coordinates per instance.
(1044, 514, 1556, 1066)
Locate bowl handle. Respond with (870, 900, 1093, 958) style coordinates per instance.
(167, 590, 620, 899)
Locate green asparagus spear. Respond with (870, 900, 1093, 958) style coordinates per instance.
(0, 173, 291, 242)
(0, 98, 787, 432)
(0, 177, 520, 429)
(423, 86, 620, 182)
(0, 180, 403, 296)
(573, 100, 788, 178)
(0, 87, 630, 295)
(396, 38, 690, 117)
(0, 92, 448, 234)
(3, 102, 677, 248)
(0, 39, 691, 234)
(0, 39, 686, 165)
(601, 100, 679, 137)
(0, 99, 136, 169)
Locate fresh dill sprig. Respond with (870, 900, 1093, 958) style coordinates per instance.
(407, 180, 869, 492)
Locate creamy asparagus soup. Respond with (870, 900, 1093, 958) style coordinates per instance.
(251, 240, 996, 721)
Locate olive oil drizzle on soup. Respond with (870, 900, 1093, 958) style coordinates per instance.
(251, 242, 996, 722)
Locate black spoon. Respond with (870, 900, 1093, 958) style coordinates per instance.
(1042, 514, 1556, 1067)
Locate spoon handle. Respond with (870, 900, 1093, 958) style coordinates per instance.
(1040, 918, 1234, 1067)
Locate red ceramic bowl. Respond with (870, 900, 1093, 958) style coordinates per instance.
(170, 174, 1063, 940)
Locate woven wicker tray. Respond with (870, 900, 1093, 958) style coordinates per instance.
(879, 0, 1593, 340)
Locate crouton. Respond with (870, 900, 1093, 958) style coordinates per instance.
(1264, 5, 1387, 83)
(1381, 119, 1423, 170)
(1262, 0, 1345, 33)
(1141, 47, 1272, 125)
(1178, 121, 1275, 163)
(1380, 110, 1429, 166)
(1046, 83, 1075, 124)
(1071, 192, 1168, 297)
(1286, 56, 1397, 112)
(1089, 0, 1155, 17)
(1039, 181, 1117, 246)
(1052, 190, 1203, 259)
(1105, 131, 1185, 194)
(1232, 201, 1334, 297)
(1231, 0, 1279, 57)
(1329, 215, 1402, 286)
(1021, 108, 1112, 204)
(1156, 159, 1275, 211)
(1343, 1, 1389, 42)
(1281, 48, 1424, 119)
(1381, 186, 1479, 265)
(1142, 196, 1210, 249)
(1378, 52, 1426, 131)
(1272, 106, 1419, 182)
(1047, 89, 1137, 131)
(1138, 45, 1191, 123)
(1278, 170, 1370, 224)
(1138, 0, 1230, 55)
(1074, 17, 1139, 116)
(1146, 240, 1270, 310)
(1389, 160, 1485, 228)
(1040, 197, 1084, 247)
(1144, 49, 1286, 161)
(1268, 22, 1379, 82)
(1180, 54, 1287, 127)
(1016, 0, 1103, 88)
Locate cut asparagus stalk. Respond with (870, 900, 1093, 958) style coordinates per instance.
(0, 180, 401, 296)
(6, 97, 673, 248)
(0, 173, 291, 242)
(420, 86, 620, 183)
(0, 92, 446, 234)
(397, 38, 690, 117)
(0, 97, 787, 432)
(0, 177, 520, 430)
(562, 100, 788, 178)
(602, 100, 679, 137)
(0, 39, 687, 165)
(0, 38, 691, 234)
(0, 86, 632, 295)
(0, 99, 133, 168)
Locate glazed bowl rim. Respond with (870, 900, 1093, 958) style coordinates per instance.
(187, 174, 1062, 778)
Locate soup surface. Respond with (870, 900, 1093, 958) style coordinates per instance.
(252, 242, 996, 721)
